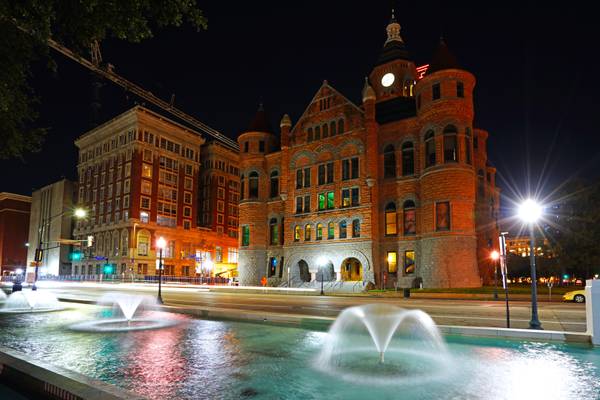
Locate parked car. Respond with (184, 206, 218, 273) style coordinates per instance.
(563, 290, 586, 303)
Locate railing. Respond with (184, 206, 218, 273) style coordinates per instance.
(35, 274, 231, 285)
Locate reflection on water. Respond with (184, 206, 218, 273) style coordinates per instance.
(0, 304, 599, 400)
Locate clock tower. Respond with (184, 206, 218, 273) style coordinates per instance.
(368, 10, 417, 123)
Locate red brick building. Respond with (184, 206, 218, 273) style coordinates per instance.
(0, 193, 31, 275)
(237, 15, 499, 288)
(72, 106, 237, 277)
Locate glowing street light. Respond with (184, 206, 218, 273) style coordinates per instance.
(156, 236, 167, 304)
(518, 198, 543, 330)
(74, 208, 87, 219)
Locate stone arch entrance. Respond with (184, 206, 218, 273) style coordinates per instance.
(316, 261, 335, 282)
(341, 257, 362, 281)
(296, 259, 310, 282)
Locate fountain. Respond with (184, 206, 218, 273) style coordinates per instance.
(70, 292, 177, 332)
(315, 304, 451, 385)
(0, 290, 6, 302)
(0, 290, 63, 313)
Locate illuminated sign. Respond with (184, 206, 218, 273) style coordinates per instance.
(416, 64, 429, 80)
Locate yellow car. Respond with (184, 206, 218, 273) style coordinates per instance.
(563, 290, 586, 303)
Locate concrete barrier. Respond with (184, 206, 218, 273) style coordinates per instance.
(586, 279, 600, 346)
(0, 346, 143, 399)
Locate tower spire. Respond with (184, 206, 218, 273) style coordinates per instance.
(385, 9, 403, 44)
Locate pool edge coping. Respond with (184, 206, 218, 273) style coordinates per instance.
(0, 346, 145, 400)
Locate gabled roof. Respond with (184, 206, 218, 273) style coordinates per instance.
(291, 80, 363, 134)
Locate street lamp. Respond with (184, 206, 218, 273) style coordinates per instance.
(490, 250, 500, 300)
(517, 198, 543, 330)
(156, 236, 167, 304)
(317, 256, 326, 296)
(32, 207, 87, 291)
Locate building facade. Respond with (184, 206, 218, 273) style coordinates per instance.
(199, 142, 241, 239)
(72, 106, 237, 277)
(237, 16, 499, 288)
(0, 193, 31, 275)
(26, 179, 77, 277)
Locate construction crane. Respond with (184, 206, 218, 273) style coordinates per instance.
(49, 37, 239, 151)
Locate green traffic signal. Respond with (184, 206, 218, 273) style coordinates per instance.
(70, 251, 83, 261)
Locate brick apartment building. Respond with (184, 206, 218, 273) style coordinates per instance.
(0, 192, 31, 275)
(237, 15, 499, 288)
(72, 106, 237, 278)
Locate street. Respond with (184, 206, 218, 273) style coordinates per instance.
(35, 281, 587, 332)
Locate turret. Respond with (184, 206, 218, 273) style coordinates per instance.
(414, 38, 480, 288)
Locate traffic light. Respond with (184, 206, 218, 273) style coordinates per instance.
(87, 235, 94, 247)
(70, 251, 83, 261)
(103, 264, 114, 274)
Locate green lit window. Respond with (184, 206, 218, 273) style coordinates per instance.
(328, 222, 334, 239)
(327, 192, 334, 209)
(318, 193, 326, 210)
(242, 226, 250, 246)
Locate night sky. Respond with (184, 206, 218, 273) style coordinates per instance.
(1, 1, 597, 206)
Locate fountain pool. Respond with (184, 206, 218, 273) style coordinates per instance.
(0, 290, 62, 313)
(69, 292, 177, 332)
(0, 303, 599, 399)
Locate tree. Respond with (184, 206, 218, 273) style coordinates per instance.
(550, 178, 600, 279)
(0, 1, 206, 159)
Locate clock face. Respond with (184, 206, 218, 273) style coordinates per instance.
(381, 73, 395, 87)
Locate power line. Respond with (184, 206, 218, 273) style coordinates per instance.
(46, 36, 240, 151)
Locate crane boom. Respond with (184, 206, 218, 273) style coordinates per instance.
(46, 37, 239, 151)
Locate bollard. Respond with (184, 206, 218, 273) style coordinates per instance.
(403, 288, 410, 298)
(586, 279, 600, 346)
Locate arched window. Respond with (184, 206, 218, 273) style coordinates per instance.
(270, 171, 279, 198)
(352, 219, 360, 238)
(338, 119, 345, 134)
(443, 125, 458, 163)
(322, 123, 329, 138)
(330, 121, 337, 137)
(269, 218, 279, 245)
(316, 223, 323, 240)
(339, 220, 347, 239)
(294, 225, 301, 242)
(315, 125, 321, 140)
(248, 171, 259, 198)
(304, 224, 311, 241)
(402, 141, 415, 176)
(383, 144, 396, 178)
(403, 200, 416, 235)
(307, 127, 313, 142)
(478, 169, 485, 198)
(385, 202, 397, 235)
(328, 222, 335, 239)
(425, 130, 436, 167)
(240, 174, 245, 200)
(465, 128, 472, 164)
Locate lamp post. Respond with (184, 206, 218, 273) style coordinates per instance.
(32, 207, 87, 291)
(317, 256, 326, 296)
(491, 250, 500, 300)
(156, 236, 166, 304)
(499, 231, 510, 328)
(518, 199, 543, 330)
